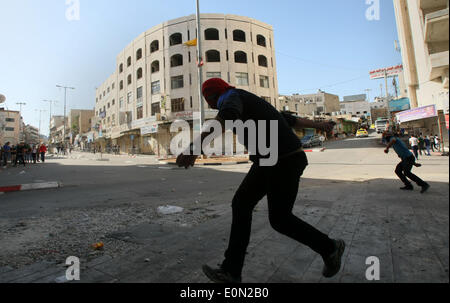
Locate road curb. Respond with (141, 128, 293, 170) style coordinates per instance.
(304, 148, 326, 152)
(158, 160, 250, 166)
(0, 182, 60, 193)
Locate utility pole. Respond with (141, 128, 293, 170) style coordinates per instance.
(35, 109, 47, 142)
(56, 85, 75, 147)
(196, 0, 205, 131)
(16, 102, 26, 142)
(364, 89, 372, 103)
(43, 100, 58, 139)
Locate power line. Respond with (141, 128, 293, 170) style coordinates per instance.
(299, 74, 368, 92)
(276, 51, 367, 72)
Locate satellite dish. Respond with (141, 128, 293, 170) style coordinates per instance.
(0, 94, 5, 104)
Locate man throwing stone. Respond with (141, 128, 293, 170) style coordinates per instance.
(176, 78, 345, 283)
(384, 131, 430, 193)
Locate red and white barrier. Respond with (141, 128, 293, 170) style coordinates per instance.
(0, 182, 60, 193)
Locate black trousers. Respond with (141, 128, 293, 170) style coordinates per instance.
(395, 155, 427, 187)
(221, 151, 335, 277)
(14, 154, 25, 166)
(412, 146, 419, 159)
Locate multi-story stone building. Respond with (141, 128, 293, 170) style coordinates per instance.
(49, 116, 66, 144)
(24, 125, 40, 144)
(279, 90, 340, 116)
(340, 94, 371, 118)
(393, 0, 449, 141)
(0, 109, 21, 145)
(95, 14, 279, 156)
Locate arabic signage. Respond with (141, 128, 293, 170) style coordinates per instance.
(141, 123, 159, 135)
(395, 104, 437, 124)
(370, 65, 403, 80)
(131, 116, 157, 129)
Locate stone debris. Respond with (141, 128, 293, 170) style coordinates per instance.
(157, 205, 184, 215)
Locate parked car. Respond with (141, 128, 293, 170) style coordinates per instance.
(356, 128, 369, 138)
(301, 135, 322, 148)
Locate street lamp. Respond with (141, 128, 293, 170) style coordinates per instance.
(56, 85, 75, 147)
(35, 109, 47, 143)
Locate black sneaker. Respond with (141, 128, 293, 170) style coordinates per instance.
(420, 183, 430, 194)
(202, 264, 242, 283)
(400, 185, 414, 190)
(322, 239, 346, 278)
(414, 163, 422, 167)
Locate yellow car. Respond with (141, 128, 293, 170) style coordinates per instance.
(356, 128, 369, 138)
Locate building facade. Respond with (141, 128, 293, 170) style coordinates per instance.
(24, 125, 40, 144)
(94, 14, 279, 156)
(393, 0, 449, 144)
(0, 109, 21, 145)
(340, 94, 372, 119)
(279, 90, 340, 116)
(49, 116, 66, 144)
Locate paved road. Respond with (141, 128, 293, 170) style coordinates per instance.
(0, 133, 448, 283)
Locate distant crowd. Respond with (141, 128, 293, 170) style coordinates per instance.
(1, 142, 48, 168)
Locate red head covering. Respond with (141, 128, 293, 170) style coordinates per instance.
(202, 78, 235, 108)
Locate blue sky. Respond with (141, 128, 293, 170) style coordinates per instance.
(0, 0, 401, 136)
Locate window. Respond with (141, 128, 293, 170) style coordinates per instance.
(151, 103, 161, 115)
(5, 127, 14, 131)
(136, 48, 142, 61)
(127, 74, 132, 85)
(119, 63, 123, 73)
(170, 54, 183, 67)
(171, 75, 184, 89)
(256, 35, 266, 47)
(96, 98, 98, 103)
(234, 51, 247, 63)
(127, 92, 133, 104)
(137, 106, 143, 119)
(112, 83, 115, 89)
(169, 33, 182, 46)
(151, 80, 160, 94)
(107, 103, 110, 109)
(127, 56, 132, 67)
(151, 60, 160, 73)
(150, 40, 159, 53)
(112, 99, 115, 106)
(171, 98, 184, 112)
(120, 80, 124, 90)
(258, 55, 268, 67)
(259, 75, 269, 88)
(5, 118, 15, 122)
(205, 28, 219, 40)
(206, 72, 221, 79)
(119, 97, 124, 108)
(137, 68, 143, 79)
(137, 86, 143, 103)
(206, 50, 220, 62)
(107, 87, 110, 93)
(295, 104, 299, 112)
(233, 30, 246, 42)
(236, 72, 249, 86)
(261, 96, 271, 103)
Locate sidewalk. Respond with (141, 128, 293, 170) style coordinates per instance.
(1, 176, 448, 283)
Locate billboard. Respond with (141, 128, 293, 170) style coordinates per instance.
(395, 104, 437, 123)
(389, 98, 411, 112)
(370, 65, 403, 80)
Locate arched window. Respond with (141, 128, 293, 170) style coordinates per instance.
(233, 30, 246, 42)
(256, 35, 266, 47)
(127, 56, 132, 67)
(150, 40, 159, 53)
(151, 60, 160, 73)
(205, 28, 219, 40)
(137, 68, 143, 79)
(119, 80, 123, 90)
(258, 55, 268, 67)
(169, 33, 182, 46)
(234, 51, 247, 64)
(170, 54, 183, 67)
(127, 74, 132, 85)
(119, 63, 123, 73)
(206, 50, 220, 62)
(136, 49, 142, 60)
